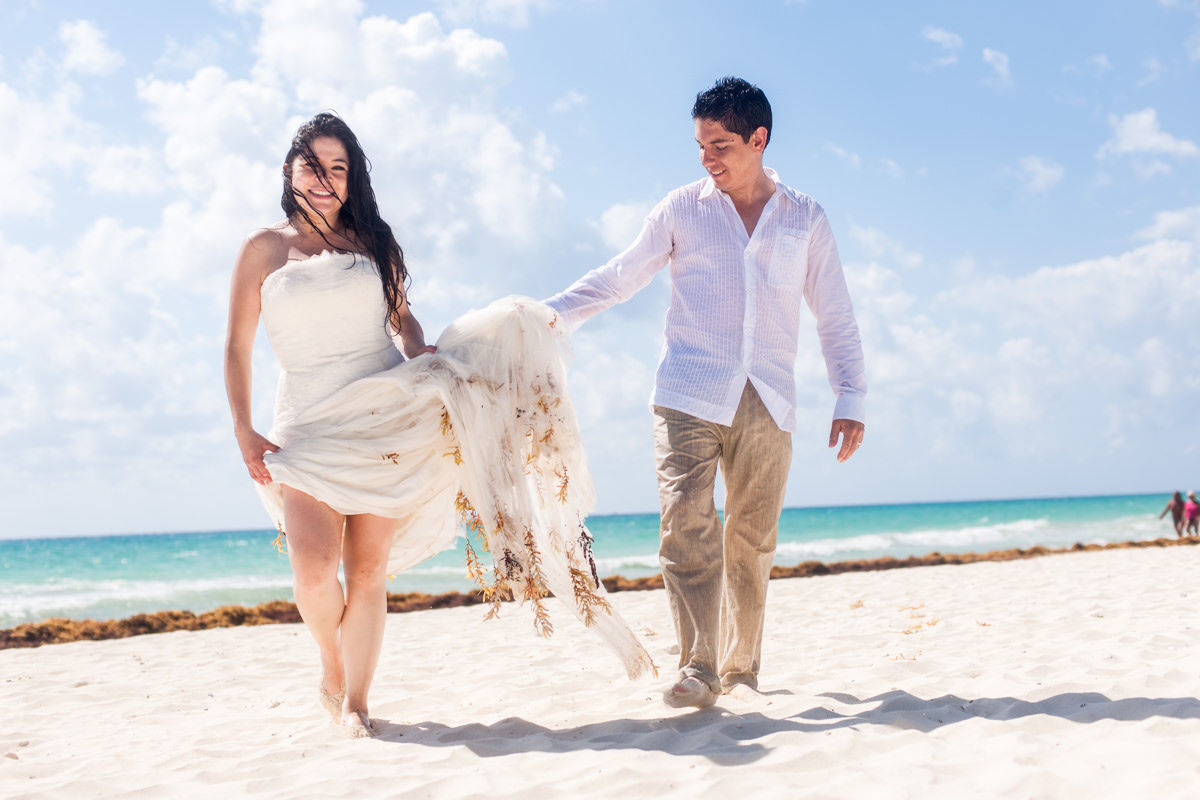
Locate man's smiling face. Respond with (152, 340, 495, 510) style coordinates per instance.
(694, 117, 767, 195)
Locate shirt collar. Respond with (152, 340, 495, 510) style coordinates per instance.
(699, 167, 791, 204)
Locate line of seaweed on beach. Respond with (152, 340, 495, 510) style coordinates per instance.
(3, 536, 1197, 650)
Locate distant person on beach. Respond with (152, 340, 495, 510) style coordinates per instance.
(543, 77, 866, 708)
(225, 114, 652, 737)
(1185, 492, 1199, 537)
(1160, 491, 1185, 537)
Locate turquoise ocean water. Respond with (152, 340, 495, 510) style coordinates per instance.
(0, 493, 1174, 628)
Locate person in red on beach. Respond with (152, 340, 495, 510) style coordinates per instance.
(1160, 491, 1185, 537)
(1184, 492, 1199, 537)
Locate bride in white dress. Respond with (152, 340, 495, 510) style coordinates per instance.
(224, 114, 652, 738)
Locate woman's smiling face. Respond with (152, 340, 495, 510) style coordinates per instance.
(289, 135, 349, 226)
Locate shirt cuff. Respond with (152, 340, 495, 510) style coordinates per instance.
(541, 296, 584, 335)
(832, 393, 866, 424)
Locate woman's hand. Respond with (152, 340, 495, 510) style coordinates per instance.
(411, 345, 437, 357)
(236, 427, 280, 485)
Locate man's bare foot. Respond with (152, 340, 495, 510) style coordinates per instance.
(662, 677, 718, 709)
(722, 683, 764, 703)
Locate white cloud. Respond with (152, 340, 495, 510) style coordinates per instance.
(1097, 108, 1199, 159)
(249, 5, 510, 108)
(937, 237, 1199, 357)
(1138, 336, 1174, 398)
(882, 158, 905, 179)
(550, 89, 586, 114)
(135, 2, 559, 263)
(0, 218, 226, 492)
(921, 26, 962, 68)
(213, 0, 268, 12)
(1157, 0, 1200, 59)
(1133, 159, 1173, 180)
(564, 327, 664, 513)
(1137, 57, 1167, 86)
(0, 37, 165, 218)
(138, 66, 290, 203)
(144, 7, 546, 271)
(0, 81, 94, 218)
(787, 203, 1195, 484)
(156, 35, 228, 72)
(1135, 206, 1200, 242)
(852, 218, 1200, 470)
(86, 145, 166, 196)
(434, 0, 553, 28)
(1089, 54, 1112, 75)
(826, 142, 860, 168)
(850, 226, 923, 269)
(593, 200, 654, 251)
(59, 20, 124, 76)
(1014, 156, 1064, 193)
(982, 47, 1013, 87)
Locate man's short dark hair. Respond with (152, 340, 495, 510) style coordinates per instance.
(692, 76, 772, 148)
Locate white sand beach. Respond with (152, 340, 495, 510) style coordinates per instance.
(4, 545, 1200, 799)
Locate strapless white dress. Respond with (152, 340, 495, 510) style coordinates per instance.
(255, 251, 653, 678)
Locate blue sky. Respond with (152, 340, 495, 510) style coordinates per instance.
(1, 0, 1198, 538)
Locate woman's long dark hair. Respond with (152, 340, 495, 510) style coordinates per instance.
(282, 112, 409, 332)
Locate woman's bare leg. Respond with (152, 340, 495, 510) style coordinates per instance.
(282, 487, 347, 705)
(338, 513, 395, 734)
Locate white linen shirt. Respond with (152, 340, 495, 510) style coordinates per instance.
(543, 169, 866, 434)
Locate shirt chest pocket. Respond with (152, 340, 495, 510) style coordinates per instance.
(767, 228, 809, 289)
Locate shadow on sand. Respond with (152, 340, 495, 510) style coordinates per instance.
(371, 689, 1200, 762)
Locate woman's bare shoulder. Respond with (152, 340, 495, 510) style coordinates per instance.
(239, 221, 294, 265)
(245, 220, 293, 250)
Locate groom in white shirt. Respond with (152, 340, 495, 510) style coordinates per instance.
(544, 76, 866, 708)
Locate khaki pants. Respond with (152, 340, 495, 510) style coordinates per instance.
(653, 381, 792, 692)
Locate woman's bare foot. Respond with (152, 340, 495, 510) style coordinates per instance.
(318, 648, 345, 721)
(340, 709, 378, 739)
(318, 681, 346, 722)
